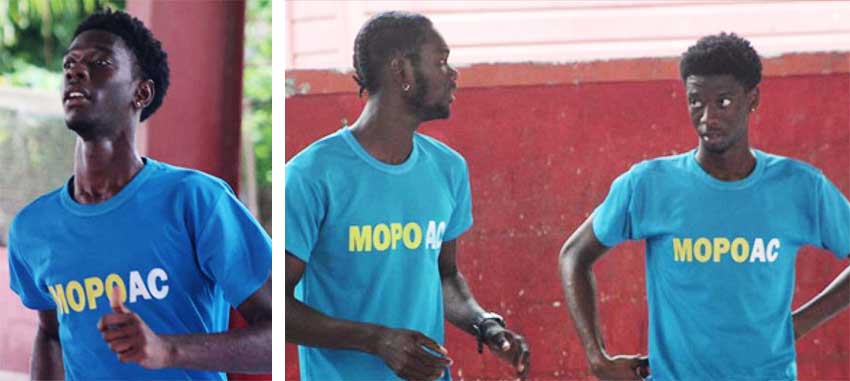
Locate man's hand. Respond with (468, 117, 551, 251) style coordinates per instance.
(372, 327, 452, 381)
(98, 287, 175, 369)
(481, 322, 531, 379)
(590, 354, 647, 381)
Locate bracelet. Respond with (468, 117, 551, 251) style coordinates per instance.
(471, 312, 506, 354)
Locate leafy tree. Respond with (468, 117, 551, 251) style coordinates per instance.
(244, 0, 271, 187)
(0, 0, 124, 88)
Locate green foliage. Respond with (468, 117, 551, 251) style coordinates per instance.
(244, 0, 271, 186)
(0, 0, 125, 79)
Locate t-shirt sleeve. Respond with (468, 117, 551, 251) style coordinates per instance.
(815, 174, 850, 259)
(284, 167, 326, 262)
(195, 186, 272, 308)
(7, 221, 56, 310)
(443, 159, 473, 241)
(592, 168, 639, 248)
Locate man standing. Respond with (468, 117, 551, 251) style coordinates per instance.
(559, 33, 849, 381)
(7, 9, 271, 380)
(285, 11, 530, 381)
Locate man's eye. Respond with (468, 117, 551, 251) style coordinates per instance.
(63, 61, 72, 69)
(720, 98, 732, 107)
(689, 99, 703, 108)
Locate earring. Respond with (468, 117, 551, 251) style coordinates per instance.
(402, 83, 411, 92)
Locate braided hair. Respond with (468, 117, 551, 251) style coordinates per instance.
(352, 11, 433, 97)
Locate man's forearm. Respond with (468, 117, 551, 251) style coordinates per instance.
(285, 295, 384, 354)
(792, 265, 850, 339)
(32, 327, 64, 380)
(161, 320, 271, 373)
(560, 252, 608, 366)
(441, 271, 487, 335)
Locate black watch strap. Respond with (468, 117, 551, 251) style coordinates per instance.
(471, 312, 506, 354)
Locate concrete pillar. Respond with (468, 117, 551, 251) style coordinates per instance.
(127, 0, 245, 192)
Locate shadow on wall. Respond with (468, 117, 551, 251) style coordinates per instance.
(0, 86, 74, 246)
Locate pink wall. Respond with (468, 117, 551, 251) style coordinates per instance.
(284, 54, 850, 380)
(0, 247, 36, 375)
(286, 0, 850, 69)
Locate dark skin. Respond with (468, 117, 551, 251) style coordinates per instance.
(559, 74, 850, 380)
(32, 29, 272, 379)
(285, 26, 530, 380)
(286, 242, 530, 380)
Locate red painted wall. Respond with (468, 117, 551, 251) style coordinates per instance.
(284, 57, 850, 380)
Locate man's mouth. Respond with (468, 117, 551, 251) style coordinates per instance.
(64, 90, 90, 107)
(700, 130, 724, 143)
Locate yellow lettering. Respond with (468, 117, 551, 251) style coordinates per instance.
(373, 224, 391, 251)
(673, 238, 692, 262)
(403, 223, 422, 249)
(712, 238, 730, 262)
(694, 238, 711, 263)
(349, 225, 372, 252)
(730, 238, 749, 263)
(48, 284, 68, 315)
(84, 277, 104, 310)
(390, 223, 403, 250)
(66, 281, 85, 312)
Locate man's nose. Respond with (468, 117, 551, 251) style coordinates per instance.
(700, 105, 717, 125)
(65, 62, 89, 83)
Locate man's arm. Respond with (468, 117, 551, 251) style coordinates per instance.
(792, 262, 850, 339)
(32, 310, 64, 380)
(439, 239, 531, 379)
(559, 216, 644, 380)
(285, 252, 450, 381)
(98, 277, 272, 373)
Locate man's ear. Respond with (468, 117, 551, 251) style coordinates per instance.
(389, 53, 415, 93)
(749, 86, 760, 112)
(134, 79, 155, 109)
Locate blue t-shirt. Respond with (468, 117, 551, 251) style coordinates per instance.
(8, 158, 271, 381)
(286, 127, 473, 381)
(593, 149, 850, 381)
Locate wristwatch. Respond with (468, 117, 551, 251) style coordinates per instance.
(471, 312, 506, 354)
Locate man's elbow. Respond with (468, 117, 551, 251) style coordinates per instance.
(559, 240, 581, 273)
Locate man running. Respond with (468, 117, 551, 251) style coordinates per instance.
(8, 9, 271, 380)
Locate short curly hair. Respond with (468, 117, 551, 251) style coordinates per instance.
(74, 9, 170, 122)
(352, 11, 433, 97)
(680, 32, 762, 90)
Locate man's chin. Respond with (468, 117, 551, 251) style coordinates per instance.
(419, 105, 451, 122)
(65, 116, 99, 139)
(700, 140, 733, 154)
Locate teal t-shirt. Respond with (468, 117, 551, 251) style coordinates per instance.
(8, 158, 272, 380)
(593, 149, 850, 381)
(286, 127, 473, 381)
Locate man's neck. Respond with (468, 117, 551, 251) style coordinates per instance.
(72, 130, 144, 204)
(350, 94, 421, 165)
(695, 143, 756, 181)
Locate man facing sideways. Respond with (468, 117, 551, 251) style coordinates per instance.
(559, 33, 849, 381)
(285, 11, 531, 381)
(7, 9, 271, 380)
